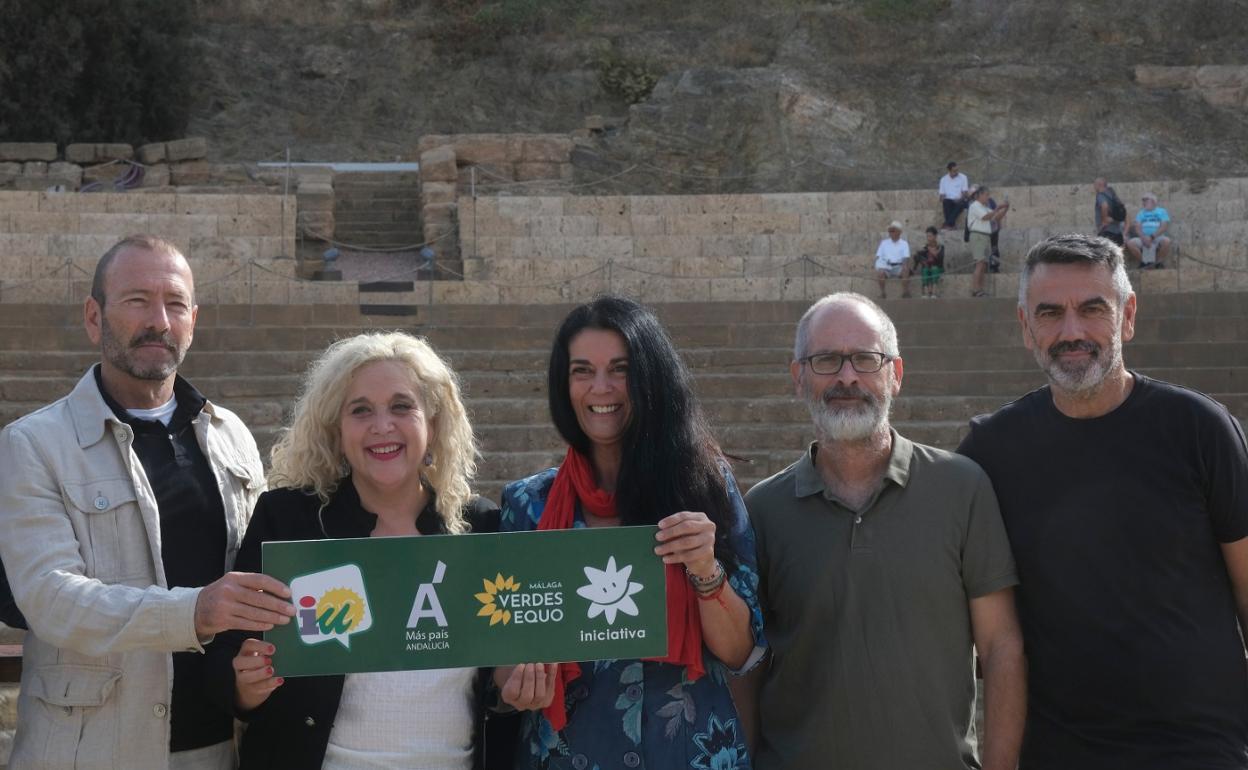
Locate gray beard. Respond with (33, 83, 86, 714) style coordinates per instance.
(1034, 331, 1123, 397)
(805, 384, 892, 443)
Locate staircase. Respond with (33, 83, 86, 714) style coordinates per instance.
(332, 172, 423, 249)
(1, 294, 1243, 499)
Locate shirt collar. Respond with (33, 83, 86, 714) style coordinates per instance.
(794, 429, 914, 498)
(92, 364, 207, 431)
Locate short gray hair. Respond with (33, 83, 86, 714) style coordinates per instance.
(1018, 233, 1132, 310)
(794, 292, 900, 360)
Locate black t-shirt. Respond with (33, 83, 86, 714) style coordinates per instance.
(958, 373, 1248, 769)
(95, 367, 232, 752)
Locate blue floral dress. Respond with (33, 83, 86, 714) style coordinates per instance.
(500, 467, 767, 770)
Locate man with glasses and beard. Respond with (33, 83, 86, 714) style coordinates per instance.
(957, 234, 1248, 770)
(743, 292, 1025, 770)
(0, 235, 296, 769)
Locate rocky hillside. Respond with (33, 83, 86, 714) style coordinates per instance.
(189, 0, 1248, 192)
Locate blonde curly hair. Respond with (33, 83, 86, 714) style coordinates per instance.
(268, 332, 477, 533)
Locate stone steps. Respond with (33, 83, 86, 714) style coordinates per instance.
(333, 172, 422, 250)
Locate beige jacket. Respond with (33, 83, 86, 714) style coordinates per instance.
(0, 369, 265, 770)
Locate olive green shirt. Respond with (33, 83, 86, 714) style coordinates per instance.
(745, 432, 1017, 770)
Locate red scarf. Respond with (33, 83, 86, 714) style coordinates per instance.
(536, 447, 705, 731)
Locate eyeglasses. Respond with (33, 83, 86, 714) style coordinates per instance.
(798, 351, 893, 375)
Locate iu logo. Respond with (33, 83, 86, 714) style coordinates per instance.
(290, 564, 373, 649)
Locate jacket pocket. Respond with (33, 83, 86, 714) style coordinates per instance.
(63, 478, 149, 582)
(22, 663, 122, 768)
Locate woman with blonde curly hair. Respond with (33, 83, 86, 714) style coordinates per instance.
(206, 331, 517, 769)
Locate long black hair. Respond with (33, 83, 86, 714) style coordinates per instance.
(548, 295, 738, 567)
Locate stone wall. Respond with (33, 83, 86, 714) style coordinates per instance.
(0, 139, 234, 193)
(454, 177, 1248, 302)
(0, 190, 360, 304)
(417, 134, 574, 268)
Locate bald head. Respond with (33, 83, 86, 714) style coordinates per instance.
(794, 292, 899, 361)
(92, 235, 193, 307)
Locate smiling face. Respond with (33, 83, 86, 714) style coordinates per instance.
(85, 246, 197, 393)
(791, 301, 902, 443)
(338, 359, 434, 501)
(1019, 261, 1135, 395)
(567, 328, 633, 453)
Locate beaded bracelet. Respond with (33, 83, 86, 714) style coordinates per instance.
(687, 559, 725, 590)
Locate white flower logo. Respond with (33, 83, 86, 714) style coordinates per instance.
(576, 556, 644, 625)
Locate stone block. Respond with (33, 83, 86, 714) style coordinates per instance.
(666, 214, 733, 236)
(0, 233, 50, 257)
(105, 193, 175, 214)
(433, 281, 501, 305)
(564, 197, 630, 217)
(22, 162, 48, 177)
(423, 202, 458, 228)
(139, 163, 171, 188)
(44, 162, 82, 189)
(294, 166, 334, 186)
(700, 235, 770, 258)
(497, 197, 564, 217)
(421, 181, 457, 207)
(420, 146, 458, 183)
(231, 194, 283, 218)
(563, 236, 633, 261)
(514, 162, 563, 182)
(449, 136, 513, 165)
(633, 236, 702, 259)
(170, 160, 212, 186)
(732, 213, 802, 235)
(0, 142, 57, 162)
(801, 213, 833, 233)
(596, 214, 633, 236)
(71, 235, 120, 259)
(630, 196, 698, 216)
(527, 216, 597, 238)
(0, 191, 40, 212)
(0, 161, 21, 184)
(176, 194, 239, 216)
(79, 213, 149, 234)
(66, 143, 134, 164)
(469, 214, 529, 238)
(11, 211, 78, 234)
(629, 216, 665, 235)
(136, 142, 167, 165)
(164, 137, 209, 162)
(519, 136, 572, 163)
(0, 254, 30, 279)
(760, 192, 828, 215)
(219, 214, 281, 238)
(768, 233, 842, 257)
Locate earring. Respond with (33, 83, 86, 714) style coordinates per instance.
(423, 451, 434, 467)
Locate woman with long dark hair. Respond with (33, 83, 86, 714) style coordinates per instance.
(495, 295, 764, 770)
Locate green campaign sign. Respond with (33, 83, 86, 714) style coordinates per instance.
(262, 526, 669, 677)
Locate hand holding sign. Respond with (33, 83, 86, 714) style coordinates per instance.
(233, 637, 283, 712)
(495, 662, 559, 710)
(654, 511, 717, 579)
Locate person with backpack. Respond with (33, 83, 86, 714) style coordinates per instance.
(1093, 177, 1127, 246)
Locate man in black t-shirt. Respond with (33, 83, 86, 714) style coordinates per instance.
(958, 233, 1248, 769)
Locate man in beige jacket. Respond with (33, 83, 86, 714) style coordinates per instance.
(0, 235, 296, 770)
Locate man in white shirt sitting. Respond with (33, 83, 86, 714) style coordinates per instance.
(939, 162, 972, 230)
(875, 221, 913, 299)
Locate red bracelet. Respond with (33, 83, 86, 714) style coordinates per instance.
(696, 580, 729, 609)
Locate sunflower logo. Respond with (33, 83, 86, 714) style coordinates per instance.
(475, 573, 520, 626)
(315, 587, 366, 634)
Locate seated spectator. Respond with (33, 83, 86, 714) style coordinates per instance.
(916, 226, 945, 298)
(939, 161, 972, 230)
(1126, 192, 1173, 269)
(875, 221, 913, 299)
